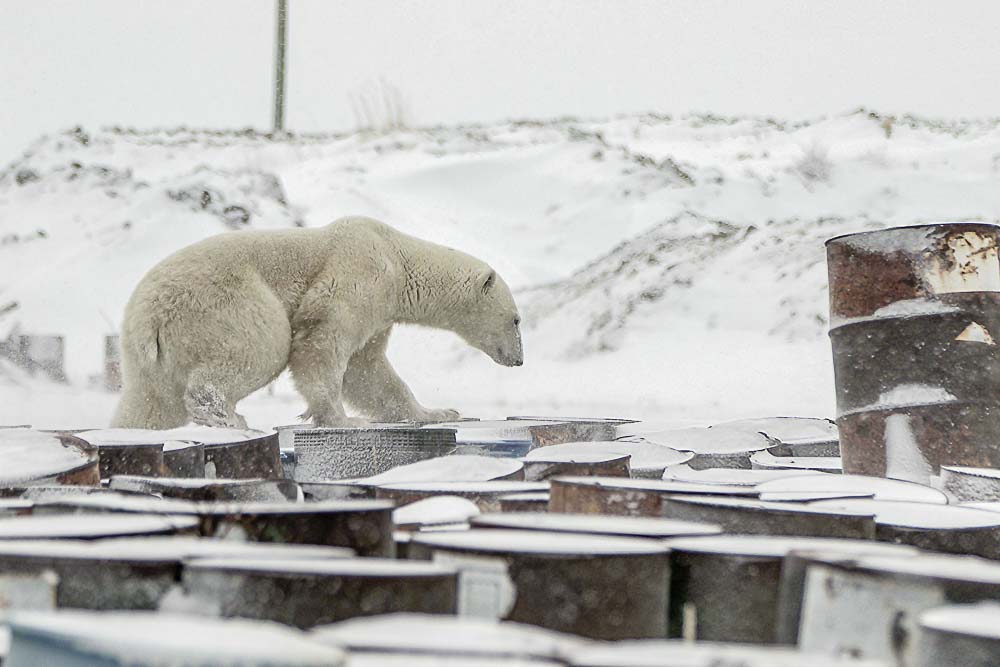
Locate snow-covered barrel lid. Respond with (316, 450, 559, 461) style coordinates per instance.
(550, 476, 758, 497)
(750, 450, 843, 472)
(920, 601, 1000, 640)
(524, 440, 692, 472)
(663, 464, 825, 487)
(310, 612, 585, 661)
(756, 474, 948, 503)
(661, 534, 920, 559)
(76, 426, 269, 447)
(0, 429, 97, 486)
(353, 455, 524, 485)
(393, 496, 481, 529)
(565, 639, 886, 666)
(801, 550, 1000, 585)
(470, 512, 722, 539)
(810, 498, 1000, 530)
(0, 513, 198, 540)
(2, 610, 346, 666)
(707, 416, 838, 446)
(411, 528, 671, 557)
(617, 426, 773, 456)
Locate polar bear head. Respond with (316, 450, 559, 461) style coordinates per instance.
(452, 266, 524, 367)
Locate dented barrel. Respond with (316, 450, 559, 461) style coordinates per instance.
(827, 223, 1000, 480)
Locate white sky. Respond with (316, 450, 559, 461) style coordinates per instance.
(3, 0, 1000, 164)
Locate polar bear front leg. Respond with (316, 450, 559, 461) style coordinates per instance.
(342, 328, 460, 423)
(287, 320, 368, 428)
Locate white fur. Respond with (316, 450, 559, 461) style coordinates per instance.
(112, 217, 523, 428)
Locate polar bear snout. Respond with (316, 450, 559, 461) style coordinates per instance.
(496, 346, 524, 367)
(492, 324, 524, 367)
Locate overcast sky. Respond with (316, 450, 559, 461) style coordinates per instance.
(3, 0, 1000, 164)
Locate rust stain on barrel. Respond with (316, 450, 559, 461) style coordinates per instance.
(827, 223, 1000, 478)
(827, 224, 1000, 321)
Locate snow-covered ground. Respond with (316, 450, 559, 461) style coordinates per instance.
(2, 110, 999, 429)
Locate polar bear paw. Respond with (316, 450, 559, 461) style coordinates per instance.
(308, 413, 370, 428)
(417, 407, 461, 423)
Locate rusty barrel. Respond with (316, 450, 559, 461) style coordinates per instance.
(182, 558, 457, 628)
(915, 603, 1000, 667)
(796, 552, 1000, 663)
(827, 222, 1000, 480)
(410, 528, 671, 640)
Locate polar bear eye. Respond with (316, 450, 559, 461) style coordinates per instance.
(513, 316, 521, 326)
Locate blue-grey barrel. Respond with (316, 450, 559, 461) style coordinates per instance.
(826, 222, 1000, 481)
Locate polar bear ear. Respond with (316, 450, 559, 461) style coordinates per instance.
(480, 270, 497, 295)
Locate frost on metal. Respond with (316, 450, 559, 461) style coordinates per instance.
(841, 384, 959, 417)
(293, 428, 456, 481)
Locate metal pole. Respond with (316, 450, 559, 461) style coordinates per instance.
(273, 0, 288, 133)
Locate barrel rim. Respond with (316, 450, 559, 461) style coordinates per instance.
(825, 221, 1000, 247)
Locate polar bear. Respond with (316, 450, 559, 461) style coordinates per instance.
(111, 216, 523, 429)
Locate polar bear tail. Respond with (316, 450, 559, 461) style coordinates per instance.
(112, 317, 188, 429)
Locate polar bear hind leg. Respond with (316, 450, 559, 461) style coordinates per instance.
(181, 303, 290, 427)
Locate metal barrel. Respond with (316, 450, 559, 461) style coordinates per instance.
(826, 222, 1000, 480)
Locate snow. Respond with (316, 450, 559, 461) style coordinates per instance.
(469, 512, 721, 538)
(0, 429, 95, 485)
(163, 440, 200, 452)
(412, 528, 671, 556)
(755, 474, 949, 503)
(356, 456, 523, 485)
(831, 297, 963, 328)
(11, 113, 1000, 428)
(3, 610, 346, 665)
(920, 602, 1000, 639)
(883, 414, 933, 484)
(393, 496, 481, 528)
(842, 384, 960, 417)
(0, 537, 353, 562)
(810, 499, 1000, 529)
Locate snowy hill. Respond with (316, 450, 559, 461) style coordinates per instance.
(2, 110, 1000, 428)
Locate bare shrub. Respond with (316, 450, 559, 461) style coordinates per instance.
(795, 141, 833, 184)
(349, 78, 410, 134)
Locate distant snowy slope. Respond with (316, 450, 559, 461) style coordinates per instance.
(2, 111, 999, 426)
